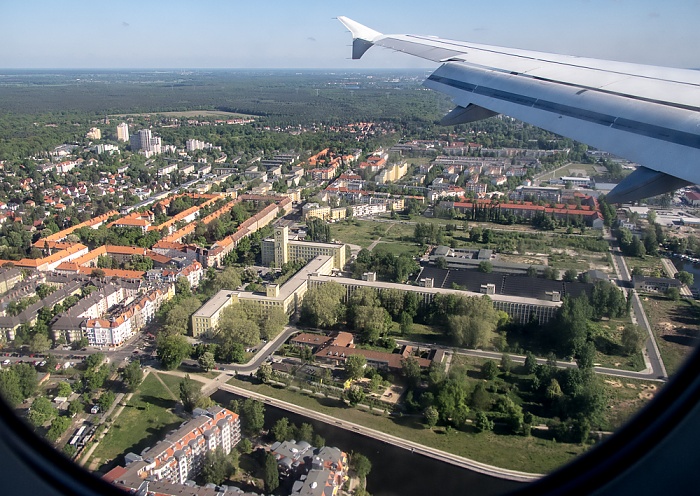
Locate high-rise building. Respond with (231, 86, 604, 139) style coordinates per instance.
(130, 129, 162, 155)
(116, 122, 129, 142)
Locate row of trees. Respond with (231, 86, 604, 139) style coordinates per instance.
(351, 248, 420, 283)
(300, 280, 512, 350)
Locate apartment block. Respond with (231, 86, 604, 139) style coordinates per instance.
(105, 406, 240, 490)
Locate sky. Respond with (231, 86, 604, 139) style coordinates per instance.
(1, 0, 699, 69)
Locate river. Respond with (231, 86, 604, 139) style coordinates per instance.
(210, 390, 525, 496)
(672, 260, 700, 294)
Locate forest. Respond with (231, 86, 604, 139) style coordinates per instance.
(0, 69, 584, 164)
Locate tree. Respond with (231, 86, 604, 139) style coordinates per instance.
(481, 360, 499, 380)
(500, 353, 513, 375)
(259, 307, 288, 340)
(179, 374, 202, 413)
(0, 367, 25, 408)
(666, 287, 681, 301)
(157, 333, 192, 370)
(345, 355, 367, 381)
(676, 270, 694, 287)
(444, 295, 500, 348)
(576, 341, 596, 372)
(546, 378, 564, 403)
(563, 269, 578, 282)
(68, 399, 83, 417)
(553, 295, 592, 356)
(297, 422, 314, 443)
(351, 452, 372, 481)
(198, 352, 216, 372)
(470, 382, 492, 411)
(212, 267, 242, 292)
(28, 333, 50, 354)
(424, 405, 439, 429)
(238, 438, 253, 454)
(163, 296, 202, 335)
(217, 306, 260, 347)
(401, 356, 422, 389)
(353, 305, 391, 344)
(98, 391, 116, 413)
(271, 417, 290, 442)
(621, 325, 645, 356)
(45, 416, 71, 442)
(473, 411, 494, 433)
(175, 277, 192, 297)
(121, 361, 143, 391)
(27, 396, 57, 427)
(299, 282, 346, 328)
(478, 261, 493, 273)
(201, 448, 233, 486)
(256, 362, 273, 383)
(524, 351, 538, 375)
(263, 452, 279, 493)
(498, 396, 524, 434)
(56, 381, 73, 398)
(345, 385, 365, 407)
(399, 311, 413, 335)
(15, 363, 38, 399)
(240, 398, 265, 436)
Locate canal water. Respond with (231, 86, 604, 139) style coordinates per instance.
(211, 390, 526, 496)
(672, 260, 700, 294)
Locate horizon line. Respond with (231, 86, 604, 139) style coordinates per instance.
(0, 67, 434, 72)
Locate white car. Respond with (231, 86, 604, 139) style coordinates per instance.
(2, 360, 9, 365)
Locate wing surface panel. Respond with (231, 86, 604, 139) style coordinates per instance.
(338, 16, 700, 200)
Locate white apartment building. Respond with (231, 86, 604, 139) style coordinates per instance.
(116, 122, 129, 142)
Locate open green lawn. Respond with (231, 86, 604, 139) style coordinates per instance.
(371, 241, 422, 257)
(226, 377, 589, 474)
(89, 373, 184, 472)
(640, 293, 700, 376)
(625, 256, 665, 277)
(332, 220, 389, 248)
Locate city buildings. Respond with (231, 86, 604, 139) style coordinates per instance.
(270, 440, 348, 496)
(86, 127, 101, 140)
(105, 406, 241, 491)
(130, 129, 163, 156)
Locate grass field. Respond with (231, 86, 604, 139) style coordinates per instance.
(640, 293, 700, 376)
(626, 256, 666, 277)
(225, 376, 589, 474)
(332, 220, 388, 248)
(89, 373, 184, 473)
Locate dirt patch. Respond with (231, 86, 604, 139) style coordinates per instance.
(657, 322, 675, 333)
(379, 384, 404, 405)
(605, 380, 623, 388)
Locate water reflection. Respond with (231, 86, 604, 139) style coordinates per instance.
(210, 390, 525, 496)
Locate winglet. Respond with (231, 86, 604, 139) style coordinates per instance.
(337, 16, 383, 59)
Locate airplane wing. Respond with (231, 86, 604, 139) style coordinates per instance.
(337, 16, 700, 203)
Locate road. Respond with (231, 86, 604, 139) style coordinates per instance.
(397, 339, 666, 382)
(605, 229, 667, 380)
